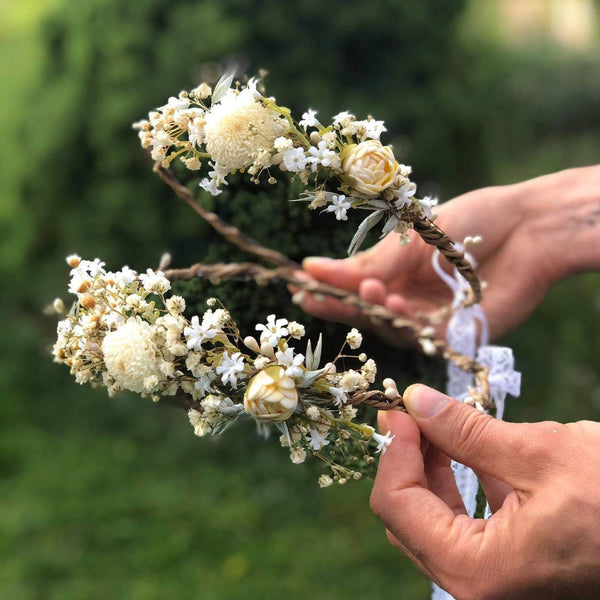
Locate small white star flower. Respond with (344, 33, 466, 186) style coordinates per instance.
(193, 370, 217, 397)
(184, 314, 217, 351)
(275, 347, 305, 378)
(200, 176, 222, 196)
(308, 429, 330, 451)
(216, 351, 246, 389)
(256, 314, 289, 346)
(419, 196, 438, 220)
(307, 141, 340, 171)
(188, 117, 206, 147)
(325, 194, 352, 221)
(282, 147, 308, 172)
(363, 118, 387, 140)
(373, 430, 395, 454)
(299, 109, 319, 129)
(328, 386, 348, 407)
(333, 110, 353, 125)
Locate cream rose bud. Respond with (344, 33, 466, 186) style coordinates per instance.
(244, 365, 298, 422)
(342, 140, 399, 196)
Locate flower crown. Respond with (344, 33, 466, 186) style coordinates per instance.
(132, 72, 481, 298)
(52, 71, 495, 486)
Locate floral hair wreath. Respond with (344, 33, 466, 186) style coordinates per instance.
(52, 71, 494, 486)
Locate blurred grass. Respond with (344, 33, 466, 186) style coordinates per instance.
(1, 1, 600, 599)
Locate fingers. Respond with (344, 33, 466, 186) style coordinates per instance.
(403, 384, 539, 488)
(290, 271, 370, 326)
(385, 293, 412, 316)
(371, 410, 482, 573)
(302, 255, 372, 291)
(475, 471, 514, 513)
(423, 444, 467, 516)
(358, 278, 387, 306)
(385, 529, 438, 582)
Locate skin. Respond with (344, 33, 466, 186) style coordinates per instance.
(297, 166, 600, 342)
(296, 166, 600, 598)
(373, 386, 600, 600)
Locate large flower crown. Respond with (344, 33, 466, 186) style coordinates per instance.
(52, 71, 500, 486)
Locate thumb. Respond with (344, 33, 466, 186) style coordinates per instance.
(403, 384, 530, 487)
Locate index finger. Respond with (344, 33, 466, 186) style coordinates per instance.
(288, 270, 367, 325)
(370, 410, 486, 574)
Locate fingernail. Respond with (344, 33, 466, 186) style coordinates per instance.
(291, 291, 306, 305)
(303, 256, 335, 266)
(403, 384, 449, 418)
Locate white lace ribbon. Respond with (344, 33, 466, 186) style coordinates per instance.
(430, 247, 521, 600)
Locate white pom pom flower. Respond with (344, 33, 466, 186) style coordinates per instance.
(101, 317, 163, 394)
(204, 87, 288, 172)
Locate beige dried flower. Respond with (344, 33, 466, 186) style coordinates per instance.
(342, 140, 399, 196)
(101, 317, 163, 394)
(243, 365, 298, 422)
(204, 88, 287, 171)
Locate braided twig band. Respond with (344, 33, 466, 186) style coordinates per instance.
(165, 388, 405, 415)
(164, 261, 491, 410)
(154, 165, 491, 410)
(413, 217, 482, 306)
(157, 166, 299, 269)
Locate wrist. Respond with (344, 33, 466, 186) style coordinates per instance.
(519, 165, 600, 285)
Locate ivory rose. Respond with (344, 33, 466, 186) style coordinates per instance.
(342, 140, 399, 196)
(243, 365, 298, 422)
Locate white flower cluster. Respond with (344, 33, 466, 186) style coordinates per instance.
(134, 73, 437, 255)
(53, 254, 244, 399)
(53, 256, 393, 484)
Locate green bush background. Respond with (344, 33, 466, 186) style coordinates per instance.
(2, 1, 600, 598)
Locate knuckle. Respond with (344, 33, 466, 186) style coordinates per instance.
(449, 575, 513, 600)
(567, 420, 600, 444)
(454, 410, 495, 454)
(369, 487, 385, 520)
(518, 421, 568, 466)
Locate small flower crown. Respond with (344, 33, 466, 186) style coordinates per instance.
(53, 255, 406, 484)
(132, 72, 480, 300)
(51, 71, 495, 486)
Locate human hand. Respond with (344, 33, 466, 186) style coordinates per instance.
(370, 384, 600, 599)
(297, 166, 600, 342)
